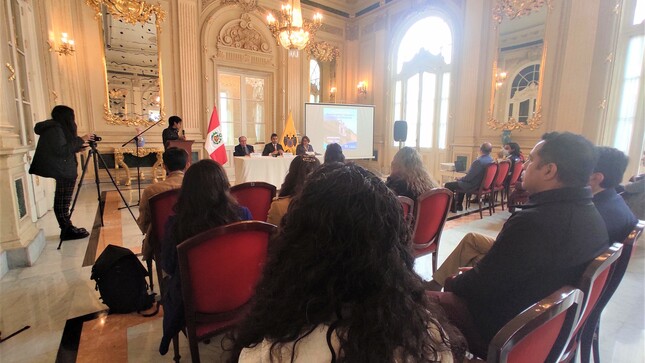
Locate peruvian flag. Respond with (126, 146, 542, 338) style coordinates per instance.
(205, 106, 228, 165)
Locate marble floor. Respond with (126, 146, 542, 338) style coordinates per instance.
(0, 184, 643, 362)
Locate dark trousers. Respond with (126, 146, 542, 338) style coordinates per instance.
(444, 181, 465, 208)
(54, 177, 76, 230)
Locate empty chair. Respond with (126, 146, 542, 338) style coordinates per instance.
(397, 195, 414, 221)
(580, 220, 644, 363)
(178, 221, 276, 363)
(492, 160, 511, 212)
(557, 243, 624, 362)
(230, 181, 276, 221)
(461, 163, 498, 219)
(487, 286, 584, 363)
(411, 188, 453, 272)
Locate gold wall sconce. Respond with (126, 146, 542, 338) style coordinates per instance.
(495, 71, 507, 88)
(49, 33, 76, 56)
(329, 87, 337, 102)
(357, 81, 367, 96)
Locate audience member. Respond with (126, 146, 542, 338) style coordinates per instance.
(386, 147, 439, 200)
(233, 136, 254, 156)
(136, 147, 187, 261)
(427, 132, 608, 358)
(428, 143, 637, 292)
(295, 135, 315, 155)
(617, 151, 645, 219)
(232, 163, 466, 362)
(444, 142, 493, 212)
(323, 143, 345, 164)
(162, 116, 185, 149)
(262, 133, 284, 156)
(589, 146, 638, 242)
(267, 155, 321, 225)
(29, 105, 94, 241)
(159, 159, 252, 355)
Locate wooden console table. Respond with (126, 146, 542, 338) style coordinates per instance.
(113, 147, 165, 186)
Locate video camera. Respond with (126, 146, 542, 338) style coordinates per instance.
(89, 134, 102, 148)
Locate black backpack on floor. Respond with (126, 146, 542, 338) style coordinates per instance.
(91, 244, 156, 314)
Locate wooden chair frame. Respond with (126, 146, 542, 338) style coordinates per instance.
(411, 188, 453, 272)
(463, 163, 498, 219)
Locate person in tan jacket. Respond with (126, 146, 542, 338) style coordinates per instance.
(137, 147, 187, 260)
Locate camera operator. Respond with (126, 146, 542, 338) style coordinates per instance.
(30, 105, 94, 241)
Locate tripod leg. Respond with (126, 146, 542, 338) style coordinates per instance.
(92, 150, 105, 227)
(59, 150, 93, 250)
(95, 150, 137, 223)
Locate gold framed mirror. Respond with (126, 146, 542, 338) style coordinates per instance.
(487, 0, 550, 131)
(86, 0, 165, 126)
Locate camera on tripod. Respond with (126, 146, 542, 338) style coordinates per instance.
(89, 134, 102, 148)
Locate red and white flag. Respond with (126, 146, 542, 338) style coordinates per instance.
(205, 106, 228, 165)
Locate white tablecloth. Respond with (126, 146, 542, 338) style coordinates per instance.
(233, 156, 323, 188)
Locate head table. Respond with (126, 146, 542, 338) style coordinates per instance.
(233, 155, 323, 188)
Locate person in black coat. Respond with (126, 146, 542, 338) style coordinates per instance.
(162, 115, 185, 149)
(233, 135, 255, 156)
(29, 105, 93, 240)
(262, 133, 284, 156)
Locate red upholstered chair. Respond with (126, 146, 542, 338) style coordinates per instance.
(148, 188, 181, 362)
(580, 220, 644, 363)
(492, 160, 511, 212)
(463, 163, 498, 219)
(177, 221, 276, 363)
(506, 160, 524, 196)
(487, 286, 584, 363)
(230, 181, 277, 221)
(411, 188, 452, 273)
(397, 195, 414, 221)
(557, 243, 623, 363)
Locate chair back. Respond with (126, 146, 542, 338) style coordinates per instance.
(481, 163, 499, 191)
(411, 188, 452, 253)
(488, 286, 584, 363)
(494, 160, 511, 190)
(397, 195, 414, 220)
(149, 188, 181, 254)
(507, 160, 524, 186)
(230, 182, 277, 221)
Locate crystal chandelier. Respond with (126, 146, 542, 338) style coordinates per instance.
(266, 0, 322, 57)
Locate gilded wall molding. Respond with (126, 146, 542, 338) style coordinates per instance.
(221, 0, 258, 13)
(305, 41, 340, 62)
(217, 13, 271, 53)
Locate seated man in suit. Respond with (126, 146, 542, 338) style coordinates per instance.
(444, 142, 494, 212)
(262, 133, 284, 157)
(233, 136, 254, 156)
(426, 144, 637, 291)
(427, 132, 608, 358)
(137, 147, 188, 261)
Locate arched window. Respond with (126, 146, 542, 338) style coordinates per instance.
(309, 59, 321, 103)
(507, 64, 540, 123)
(393, 15, 452, 149)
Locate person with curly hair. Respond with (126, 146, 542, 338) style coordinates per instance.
(267, 155, 321, 225)
(231, 162, 466, 362)
(386, 146, 439, 200)
(158, 159, 252, 355)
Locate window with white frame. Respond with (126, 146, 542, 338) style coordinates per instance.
(309, 59, 320, 103)
(392, 15, 452, 149)
(217, 71, 267, 146)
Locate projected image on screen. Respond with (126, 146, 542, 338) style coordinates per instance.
(323, 108, 358, 149)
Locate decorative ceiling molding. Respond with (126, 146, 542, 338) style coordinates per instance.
(221, 0, 259, 13)
(305, 41, 340, 62)
(217, 13, 271, 53)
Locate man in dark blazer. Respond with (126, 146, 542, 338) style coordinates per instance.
(445, 142, 494, 211)
(262, 133, 284, 156)
(233, 135, 254, 156)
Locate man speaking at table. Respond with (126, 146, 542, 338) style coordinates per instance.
(234, 136, 254, 156)
(262, 133, 284, 157)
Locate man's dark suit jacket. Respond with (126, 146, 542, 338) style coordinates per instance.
(450, 187, 608, 343)
(233, 144, 254, 156)
(457, 155, 494, 191)
(262, 143, 284, 156)
(593, 188, 637, 243)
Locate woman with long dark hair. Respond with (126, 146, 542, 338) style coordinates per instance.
(159, 159, 252, 355)
(323, 143, 344, 164)
(29, 105, 93, 240)
(267, 155, 321, 225)
(386, 146, 439, 200)
(231, 163, 466, 362)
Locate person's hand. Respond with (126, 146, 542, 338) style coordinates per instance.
(81, 133, 94, 142)
(457, 266, 473, 273)
(277, 149, 284, 155)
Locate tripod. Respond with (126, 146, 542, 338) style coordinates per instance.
(59, 142, 137, 249)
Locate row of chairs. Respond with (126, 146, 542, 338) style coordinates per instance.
(487, 220, 643, 363)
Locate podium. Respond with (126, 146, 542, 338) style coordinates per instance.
(167, 139, 194, 166)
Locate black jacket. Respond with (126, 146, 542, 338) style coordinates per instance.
(451, 187, 608, 343)
(29, 120, 84, 179)
(261, 143, 284, 156)
(233, 144, 255, 156)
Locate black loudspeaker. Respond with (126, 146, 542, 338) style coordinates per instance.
(393, 120, 408, 142)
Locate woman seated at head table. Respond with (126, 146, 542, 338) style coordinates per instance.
(158, 159, 252, 356)
(266, 154, 321, 226)
(295, 135, 315, 155)
(231, 162, 466, 362)
(386, 146, 439, 200)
